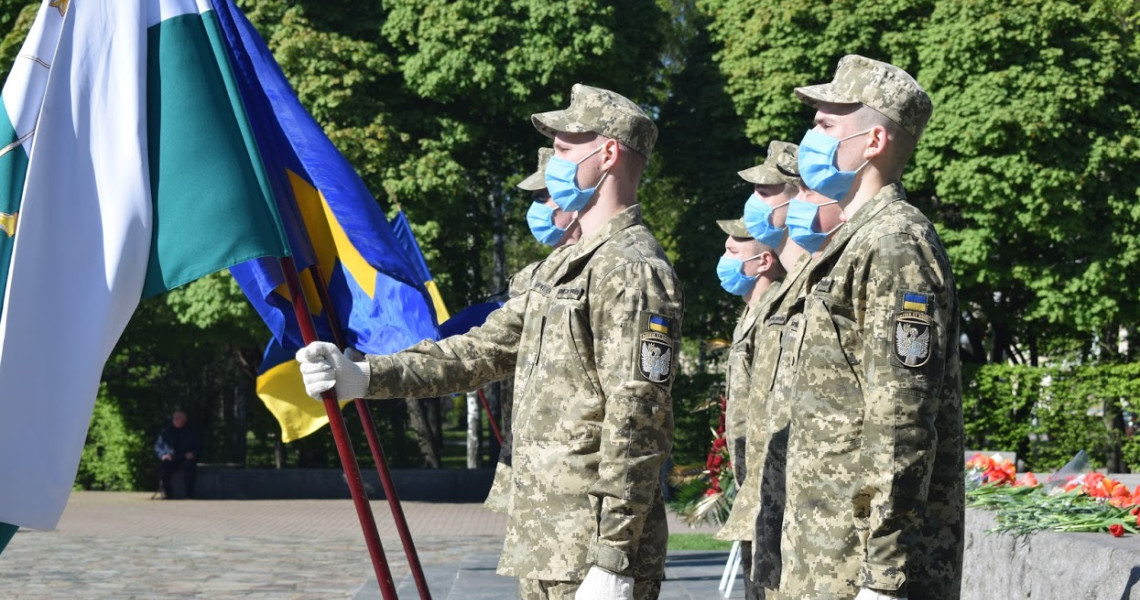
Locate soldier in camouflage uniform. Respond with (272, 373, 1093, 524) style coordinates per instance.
(749, 181, 819, 600)
(485, 147, 577, 514)
(296, 84, 683, 600)
(770, 55, 964, 600)
(712, 141, 801, 600)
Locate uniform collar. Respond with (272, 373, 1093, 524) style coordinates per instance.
(761, 251, 812, 322)
(550, 204, 644, 283)
(744, 280, 780, 333)
(813, 182, 905, 269)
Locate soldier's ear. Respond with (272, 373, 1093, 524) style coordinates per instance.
(599, 138, 620, 170)
(758, 250, 776, 275)
(863, 125, 889, 160)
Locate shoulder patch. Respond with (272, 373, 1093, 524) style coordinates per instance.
(636, 313, 674, 383)
(902, 291, 930, 313)
(893, 311, 932, 368)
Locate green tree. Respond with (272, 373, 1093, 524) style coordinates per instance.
(379, 0, 669, 306)
(913, 0, 1140, 365)
(0, 2, 39, 75)
(644, 0, 762, 342)
(699, 0, 934, 149)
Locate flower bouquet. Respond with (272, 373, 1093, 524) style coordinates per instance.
(668, 396, 735, 526)
(966, 452, 1140, 537)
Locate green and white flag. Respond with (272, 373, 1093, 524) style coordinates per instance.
(0, 0, 289, 531)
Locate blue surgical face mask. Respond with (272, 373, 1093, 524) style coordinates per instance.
(543, 145, 609, 212)
(716, 253, 764, 296)
(785, 197, 841, 253)
(742, 192, 790, 248)
(797, 128, 870, 201)
(526, 201, 573, 246)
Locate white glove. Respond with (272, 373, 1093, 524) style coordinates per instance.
(343, 347, 365, 362)
(295, 341, 369, 400)
(855, 588, 906, 600)
(574, 566, 633, 600)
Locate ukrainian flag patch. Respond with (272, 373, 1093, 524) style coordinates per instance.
(903, 292, 929, 313)
(648, 314, 672, 334)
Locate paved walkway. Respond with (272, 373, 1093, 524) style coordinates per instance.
(0, 492, 745, 599)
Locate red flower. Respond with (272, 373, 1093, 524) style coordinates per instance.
(1013, 472, 1038, 487)
(1110, 524, 1125, 537)
(1084, 473, 1109, 498)
(983, 463, 1015, 486)
(965, 453, 991, 471)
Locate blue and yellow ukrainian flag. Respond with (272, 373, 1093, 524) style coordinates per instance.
(903, 292, 929, 313)
(649, 315, 672, 335)
(390, 209, 450, 325)
(215, 2, 437, 441)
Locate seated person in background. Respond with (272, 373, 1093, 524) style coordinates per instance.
(154, 409, 202, 499)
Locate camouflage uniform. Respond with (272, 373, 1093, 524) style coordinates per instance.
(484, 259, 544, 514)
(749, 254, 813, 599)
(365, 205, 683, 591)
(717, 142, 802, 600)
(753, 54, 963, 600)
(487, 148, 558, 514)
(716, 279, 781, 535)
(775, 184, 963, 600)
(717, 140, 801, 541)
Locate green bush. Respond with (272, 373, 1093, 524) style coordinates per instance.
(670, 371, 724, 466)
(75, 384, 150, 491)
(964, 362, 1140, 473)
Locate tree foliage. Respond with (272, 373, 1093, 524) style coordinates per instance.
(1, 0, 1138, 487)
(913, 0, 1140, 364)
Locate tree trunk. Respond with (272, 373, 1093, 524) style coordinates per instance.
(405, 398, 441, 468)
(990, 321, 1012, 364)
(466, 390, 481, 469)
(274, 439, 285, 470)
(426, 397, 443, 462)
(491, 189, 506, 295)
(1104, 396, 1126, 474)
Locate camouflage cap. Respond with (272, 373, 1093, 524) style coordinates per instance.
(532, 83, 658, 158)
(517, 147, 553, 191)
(738, 141, 800, 186)
(795, 54, 933, 140)
(716, 219, 752, 239)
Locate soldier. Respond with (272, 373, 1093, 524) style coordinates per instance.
(749, 179, 822, 599)
(712, 141, 800, 600)
(773, 55, 963, 600)
(485, 147, 578, 515)
(296, 84, 683, 600)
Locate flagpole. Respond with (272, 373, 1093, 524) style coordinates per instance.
(476, 389, 504, 446)
(279, 257, 399, 600)
(307, 264, 433, 600)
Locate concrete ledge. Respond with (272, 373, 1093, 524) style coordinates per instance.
(963, 508, 1140, 599)
(194, 466, 494, 502)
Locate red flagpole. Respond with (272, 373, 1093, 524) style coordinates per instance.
(280, 257, 399, 600)
(476, 388, 503, 446)
(308, 264, 432, 600)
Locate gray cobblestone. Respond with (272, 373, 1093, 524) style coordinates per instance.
(0, 491, 736, 599)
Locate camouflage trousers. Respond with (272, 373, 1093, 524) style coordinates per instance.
(739, 541, 764, 600)
(518, 577, 662, 600)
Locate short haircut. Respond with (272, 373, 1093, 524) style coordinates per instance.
(854, 106, 917, 179)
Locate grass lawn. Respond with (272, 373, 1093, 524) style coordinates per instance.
(667, 533, 733, 551)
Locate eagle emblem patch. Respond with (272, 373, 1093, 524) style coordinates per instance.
(639, 336, 673, 383)
(893, 312, 932, 368)
(636, 313, 674, 383)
